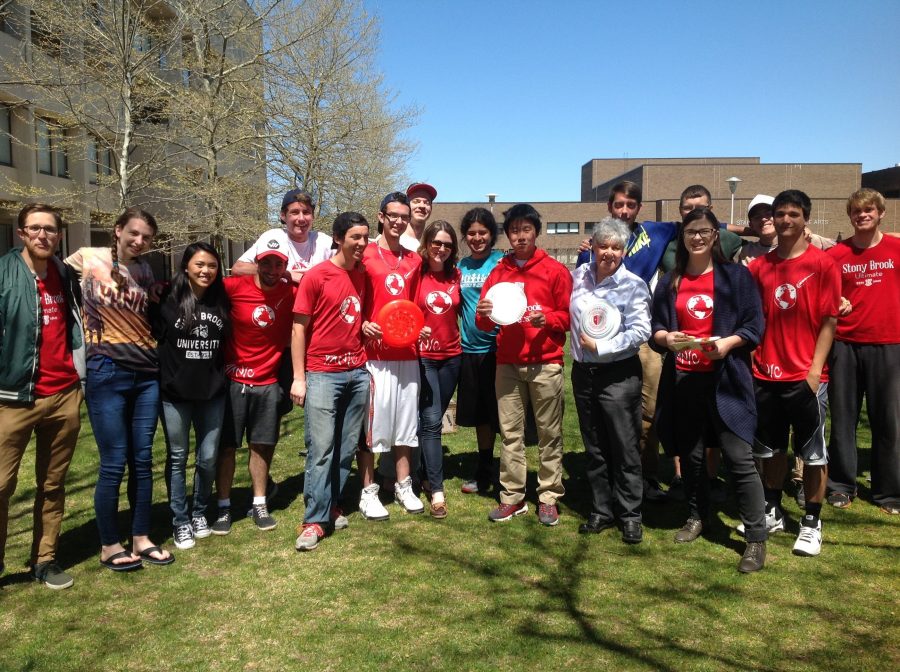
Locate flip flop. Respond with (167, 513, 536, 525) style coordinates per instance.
(99, 550, 143, 572)
(137, 546, 175, 566)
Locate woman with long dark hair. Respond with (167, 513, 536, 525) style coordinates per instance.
(415, 220, 462, 517)
(650, 207, 768, 573)
(66, 207, 171, 570)
(151, 242, 230, 550)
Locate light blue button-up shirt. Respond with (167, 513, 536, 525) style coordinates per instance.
(569, 262, 651, 364)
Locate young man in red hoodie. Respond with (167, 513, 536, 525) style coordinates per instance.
(476, 204, 572, 526)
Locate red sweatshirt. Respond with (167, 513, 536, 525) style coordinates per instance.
(476, 248, 572, 365)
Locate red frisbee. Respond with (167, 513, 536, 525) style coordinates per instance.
(377, 299, 425, 348)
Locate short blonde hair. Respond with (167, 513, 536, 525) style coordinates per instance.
(846, 188, 885, 216)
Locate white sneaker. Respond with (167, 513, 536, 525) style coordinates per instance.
(359, 484, 389, 521)
(173, 524, 195, 550)
(736, 506, 785, 537)
(192, 516, 211, 539)
(793, 519, 823, 556)
(394, 476, 425, 514)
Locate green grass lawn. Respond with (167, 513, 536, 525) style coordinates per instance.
(1, 373, 898, 672)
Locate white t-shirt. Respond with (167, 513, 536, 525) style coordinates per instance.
(238, 229, 334, 273)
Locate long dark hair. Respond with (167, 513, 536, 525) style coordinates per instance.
(670, 207, 727, 293)
(419, 220, 459, 273)
(171, 242, 229, 332)
(111, 207, 158, 291)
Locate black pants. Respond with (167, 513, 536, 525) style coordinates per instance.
(572, 358, 643, 523)
(827, 341, 900, 507)
(674, 371, 766, 542)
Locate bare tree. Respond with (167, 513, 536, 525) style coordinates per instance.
(0, 0, 182, 219)
(0, 0, 419, 248)
(265, 0, 419, 223)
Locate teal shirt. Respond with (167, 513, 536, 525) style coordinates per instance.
(458, 250, 503, 353)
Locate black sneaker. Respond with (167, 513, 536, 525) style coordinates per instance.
(251, 503, 277, 531)
(211, 508, 232, 536)
(32, 561, 74, 590)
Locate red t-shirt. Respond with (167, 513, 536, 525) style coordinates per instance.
(417, 268, 462, 360)
(293, 260, 367, 372)
(674, 271, 715, 372)
(223, 275, 295, 385)
(34, 264, 80, 396)
(361, 242, 421, 361)
(827, 235, 900, 344)
(749, 245, 841, 382)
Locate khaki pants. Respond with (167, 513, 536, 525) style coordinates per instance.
(496, 363, 564, 505)
(0, 385, 82, 566)
(637, 342, 662, 475)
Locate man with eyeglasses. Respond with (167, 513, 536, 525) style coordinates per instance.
(357, 192, 424, 519)
(0, 204, 85, 590)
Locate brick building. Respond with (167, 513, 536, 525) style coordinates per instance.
(433, 156, 898, 266)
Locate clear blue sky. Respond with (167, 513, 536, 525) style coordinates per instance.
(367, 0, 900, 203)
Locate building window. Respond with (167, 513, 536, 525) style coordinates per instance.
(35, 118, 69, 178)
(546, 222, 579, 235)
(103, 148, 114, 176)
(30, 10, 61, 57)
(0, 105, 12, 166)
(88, 137, 99, 184)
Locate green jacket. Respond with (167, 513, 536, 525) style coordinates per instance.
(0, 248, 85, 403)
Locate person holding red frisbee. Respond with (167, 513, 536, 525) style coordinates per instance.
(357, 192, 424, 518)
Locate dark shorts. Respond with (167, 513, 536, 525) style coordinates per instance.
(222, 380, 282, 448)
(455, 352, 499, 430)
(753, 379, 828, 466)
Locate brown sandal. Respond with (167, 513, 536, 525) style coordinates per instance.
(430, 501, 448, 519)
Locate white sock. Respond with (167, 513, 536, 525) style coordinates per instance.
(218, 498, 230, 509)
(432, 491, 445, 505)
(252, 496, 266, 505)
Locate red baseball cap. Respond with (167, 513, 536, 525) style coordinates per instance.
(406, 182, 437, 201)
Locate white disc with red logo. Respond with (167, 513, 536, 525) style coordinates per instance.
(581, 299, 621, 340)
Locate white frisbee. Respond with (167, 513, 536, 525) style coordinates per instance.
(581, 298, 621, 340)
(485, 282, 527, 325)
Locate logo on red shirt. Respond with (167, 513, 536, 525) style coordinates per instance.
(251, 305, 276, 327)
(774, 272, 815, 310)
(385, 273, 405, 295)
(686, 294, 713, 320)
(425, 290, 452, 315)
(340, 296, 361, 323)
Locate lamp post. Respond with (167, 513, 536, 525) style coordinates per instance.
(486, 193, 496, 213)
(726, 176, 742, 225)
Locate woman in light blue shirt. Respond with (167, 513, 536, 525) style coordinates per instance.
(456, 208, 503, 495)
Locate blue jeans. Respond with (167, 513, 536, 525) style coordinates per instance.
(419, 356, 461, 494)
(303, 368, 369, 525)
(161, 394, 225, 527)
(85, 356, 160, 546)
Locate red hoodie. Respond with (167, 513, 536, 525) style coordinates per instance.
(476, 248, 572, 365)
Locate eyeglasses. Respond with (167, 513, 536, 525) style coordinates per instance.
(383, 213, 410, 223)
(430, 240, 453, 250)
(683, 228, 717, 240)
(23, 224, 60, 237)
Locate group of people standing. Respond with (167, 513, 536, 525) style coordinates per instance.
(0, 178, 896, 588)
